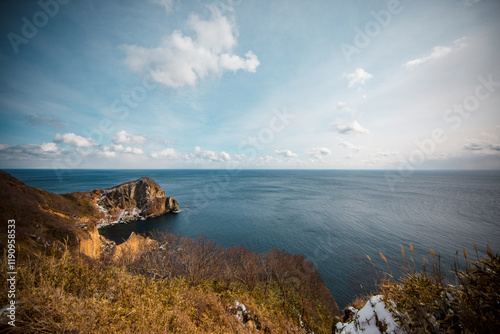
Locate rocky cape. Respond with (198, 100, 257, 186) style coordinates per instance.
(77, 176, 179, 228)
(0, 171, 177, 259)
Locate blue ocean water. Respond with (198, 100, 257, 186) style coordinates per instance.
(6, 169, 500, 308)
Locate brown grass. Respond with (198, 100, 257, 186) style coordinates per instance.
(0, 231, 340, 334)
(373, 244, 500, 334)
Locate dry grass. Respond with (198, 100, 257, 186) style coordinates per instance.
(0, 232, 340, 334)
(372, 244, 500, 334)
(348, 295, 369, 311)
(0, 172, 340, 333)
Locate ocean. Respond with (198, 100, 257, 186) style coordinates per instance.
(6, 169, 500, 309)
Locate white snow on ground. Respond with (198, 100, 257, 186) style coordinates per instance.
(95, 205, 144, 228)
(230, 301, 248, 323)
(235, 301, 246, 312)
(95, 202, 108, 214)
(96, 219, 119, 228)
(336, 295, 404, 334)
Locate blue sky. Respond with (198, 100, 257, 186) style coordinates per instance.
(1, 0, 499, 169)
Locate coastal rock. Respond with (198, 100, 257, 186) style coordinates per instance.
(77, 177, 179, 227)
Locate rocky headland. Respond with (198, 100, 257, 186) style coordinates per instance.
(77, 176, 179, 228)
(0, 171, 178, 259)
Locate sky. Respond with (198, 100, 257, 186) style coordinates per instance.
(0, 0, 499, 170)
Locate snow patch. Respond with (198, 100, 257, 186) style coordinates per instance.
(229, 301, 248, 323)
(336, 295, 403, 334)
(95, 203, 108, 214)
(95, 207, 144, 228)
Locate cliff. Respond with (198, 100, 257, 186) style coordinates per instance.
(0, 171, 178, 258)
(74, 176, 179, 227)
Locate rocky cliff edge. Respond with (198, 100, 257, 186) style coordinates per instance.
(74, 176, 179, 228)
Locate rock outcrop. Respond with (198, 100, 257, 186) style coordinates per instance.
(74, 177, 179, 227)
(113, 232, 158, 261)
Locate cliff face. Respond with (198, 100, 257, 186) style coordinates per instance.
(75, 177, 179, 227)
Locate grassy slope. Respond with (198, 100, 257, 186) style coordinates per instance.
(0, 170, 101, 254)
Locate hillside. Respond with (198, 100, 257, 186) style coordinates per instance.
(0, 170, 94, 253)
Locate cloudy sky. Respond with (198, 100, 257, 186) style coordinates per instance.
(1, 0, 499, 169)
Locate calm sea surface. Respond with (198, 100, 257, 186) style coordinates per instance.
(6, 169, 500, 308)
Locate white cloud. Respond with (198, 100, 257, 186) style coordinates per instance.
(234, 153, 247, 160)
(335, 101, 356, 114)
(337, 139, 362, 152)
(53, 133, 97, 147)
(187, 146, 234, 164)
(98, 150, 116, 158)
(332, 121, 370, 135)
(193, 146, 219, 161)
(109, 144, 124, 152)
(100, 143, 144, 156)
(0, 144, 63, 160)
(308, 147, 331, 159)
(113, 130, 147, 145)
(275, 148, 298, 158)
(123, 7, 259, 88)
(41, 142, 58, 152)
(148, 0, 174, 13)
(249, 154, 303, 167)
(151, 148, 177, 159)
(404, 37, 468, 68)
(125, 147, 144, 155)
(463, 142, 500, 153)
(219, 51, 259, 72)
(344, 68, 373, 87)
(220, 151, 231, 161)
